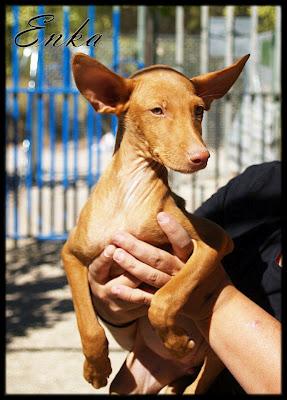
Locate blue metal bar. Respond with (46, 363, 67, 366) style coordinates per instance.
(95, 114, 102, 182)
(35, 234, 68, 241)
(88, 6, 96, 189)
(6, 87, 76, 94)
(111, 6, 121, 136)
(7, 88, 79, 94)
(25, 92, 33, 236)
(111, 114, 118, 136)
(89, 6, 101, 182)
(62, 6, 70, 191)
(87, 107, 94, 191)
(37, 5, 45, 235)
(73, 93, 79, 183)
(63, 7, 71, 89)
(72, 92, 79, 225)
(112, 6, 120, 72)
(88, 6, 96, 58)
(62, 6, 71, 233)
(8, 88, 271, 96)
(49, 94, 56, 183)
(7, 233, 68, 241)
(49, 93, 56, 234)
(12, 6, 20, 245)
(86, 7, 95, 190)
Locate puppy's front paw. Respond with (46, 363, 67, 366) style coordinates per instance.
(158, 325, 195, 358)
(84, 356, 112, 389)
(148, 301, 194, 358)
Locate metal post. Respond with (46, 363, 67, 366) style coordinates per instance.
(111, 6, 120, 136)
(273, 6, 281, 159)
(137, 6, 146, 68)
(62, 6, 70, 234)
(274, 6, 281, 94)
(145, 7, 155, 66)
(112, 5, 120, 73)
(223, 6, 234, 178)
(225, 6, 234, 74)
(88, 6, 96, 58)
(88, 6, 101, 184)
(249, 6, 260, 166)
(200, 6, 209, 133)
(37, 5, 45, 237)
(175, 6, 184, 72)
(11, 5, 20, 246)
(249, 6, 259, 93)
(169, 6, 184, 189)
(200, 6, 209, 74)
(191, 6, 209, 210)
(200, 7, 209, 145)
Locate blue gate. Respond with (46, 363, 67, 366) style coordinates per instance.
(6, 5, 143, 243)
(6, 5, 281, 244)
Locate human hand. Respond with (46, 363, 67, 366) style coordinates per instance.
(88, 211, 194, 325)
(107, 212, 194, 303)
(108, 212, 211, 357)
(109, 212, 231, 325)
(88, 244, 150, 326)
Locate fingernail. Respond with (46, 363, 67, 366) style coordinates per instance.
(157, 212, 169, 224)
(113, 249, 125, 262)
(104, 245, 115, 258)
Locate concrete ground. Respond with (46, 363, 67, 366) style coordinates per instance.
(6, 239, 128, 394)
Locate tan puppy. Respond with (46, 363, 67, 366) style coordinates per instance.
(61, 54, 249, 393)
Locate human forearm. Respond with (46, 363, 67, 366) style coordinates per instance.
(196, 283, 281, 394)
(98, 316, 137, 351)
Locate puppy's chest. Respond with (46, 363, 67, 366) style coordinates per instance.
(82, 197, 168, 260)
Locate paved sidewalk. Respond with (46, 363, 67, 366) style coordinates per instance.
(6, 240, 127, 394)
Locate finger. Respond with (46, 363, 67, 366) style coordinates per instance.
(111, 284, 153, 305)
(88, 245, 116, 284)
(111, 231, 177, 275)
(113, 248, 171, 288)
(109, 270, 142, 289)
(157, 212, 194, 262)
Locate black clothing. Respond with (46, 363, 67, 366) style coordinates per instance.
(194, 161, 282, 393)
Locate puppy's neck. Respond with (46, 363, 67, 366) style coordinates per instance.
(110, 119, 169, 209)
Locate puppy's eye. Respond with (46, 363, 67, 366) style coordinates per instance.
(151, 107, 163, 115)
(195, 106, 204, 118)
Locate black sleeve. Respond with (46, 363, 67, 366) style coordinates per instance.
(194, 161, 281, 237)
(194, 161, 281, 322)
(197, 161, 282, 395)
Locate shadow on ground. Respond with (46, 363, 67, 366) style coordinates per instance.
(6, 240, 74, 344)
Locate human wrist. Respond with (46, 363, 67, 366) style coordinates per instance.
(195, 282, 238, 338)
(97, 311, 138, 352)
(91, 295, 136, 328)
(97, 310, 137, 328)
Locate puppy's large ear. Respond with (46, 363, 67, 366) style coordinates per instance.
(72, 53, 135, 115)
(190, 54, 250, 110)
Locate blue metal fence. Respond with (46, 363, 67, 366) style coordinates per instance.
(6, 5, 281, 244)
(6, 5, 128, 243)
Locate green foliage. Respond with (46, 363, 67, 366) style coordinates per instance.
(257, 6, 275, 33)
